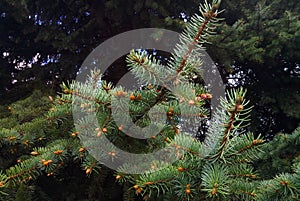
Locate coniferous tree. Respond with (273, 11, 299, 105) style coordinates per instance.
(0, 0, 299, 201)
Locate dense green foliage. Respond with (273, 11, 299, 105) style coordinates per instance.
(255, 127, 300, 180)
(0, 90, 124, 200)
(0, 0, 299, 200)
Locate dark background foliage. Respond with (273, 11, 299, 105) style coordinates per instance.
(1, 0, 299, 137)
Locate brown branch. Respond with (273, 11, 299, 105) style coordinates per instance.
(8, 165, 38, 180)
(230, 173, 257, 179)
(170, 143, 205, 158)
(176, 6, 218, 74)
(66, 90, 109, 106)
(216, 107, 238, 155)
(240, 190, 257, 197)
(176, 20, 209, 74)
(142, 177, 174, 187)
(208, 103, 241, 160)
(167, 114, 180, 134)
(237, 139, 265, 154)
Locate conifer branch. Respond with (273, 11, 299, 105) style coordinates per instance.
(237, 139, 265, 154)
(240, 190, 257, 197)
(176, 2, 220, 74)
(213, 102, 241, 159)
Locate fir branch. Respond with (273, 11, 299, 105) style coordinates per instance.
(176, 1, 220, 74)
(169, 143, 203, 158)
(206, 88, 254, 161)
(0, 139, 78, 187)
(214, 103, 240, 158)
(64, 84, 110, 106)
(237, 139, 265, 154)
(125, 0, 223, 131)
(239, 190, 257, 198)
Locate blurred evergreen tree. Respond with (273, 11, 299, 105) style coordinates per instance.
(0, 0, 197, 104)
(208, 0, 300, 137)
